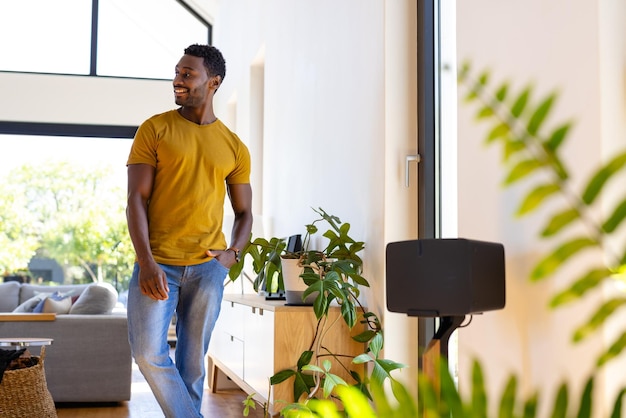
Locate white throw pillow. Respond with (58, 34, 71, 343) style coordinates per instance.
(69, 283, 118, 314)
(12, 294, 47, 313)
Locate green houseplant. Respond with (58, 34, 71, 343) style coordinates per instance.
(240, 64, 626, 416)
(231, 208, 405, 415)
(458, 62, 626, 366)
(228, 207, 366, 304)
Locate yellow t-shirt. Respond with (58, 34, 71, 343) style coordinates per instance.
(127, 109, 251, 266)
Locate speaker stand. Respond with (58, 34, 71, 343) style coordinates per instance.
(421, 315, 465, 391)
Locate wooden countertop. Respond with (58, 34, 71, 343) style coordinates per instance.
(0, 313, 56, 321)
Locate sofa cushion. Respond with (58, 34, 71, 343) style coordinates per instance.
(19, 284, 90, 305)
(0, 281, 21, 311)
(13, 294, 46, 313)
(69, 283, 118, 315)
(33, 291, 74, 314)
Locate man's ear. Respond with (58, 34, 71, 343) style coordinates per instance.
(210, 75, 222, 90)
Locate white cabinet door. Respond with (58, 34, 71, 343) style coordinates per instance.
(243, 307, 275, 400)
(209, 300, 246, 378)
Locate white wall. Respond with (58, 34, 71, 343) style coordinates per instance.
(456, 0, 626, 415)
(210, 0, 421, 387)
(0, 72, 172, 126)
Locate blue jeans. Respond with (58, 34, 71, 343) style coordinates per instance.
(127, 259, 227, 418)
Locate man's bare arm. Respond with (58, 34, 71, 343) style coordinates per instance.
(127, 164, 169, 300)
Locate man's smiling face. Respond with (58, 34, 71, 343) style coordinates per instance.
(173, 54, 211, 107)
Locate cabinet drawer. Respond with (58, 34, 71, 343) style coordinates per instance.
(244, 308, 275, 399)
(213, 332, 244, 378)
(216, 300, 246, 340)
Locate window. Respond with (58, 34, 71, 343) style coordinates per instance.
(0, 134, 134, 289)
(0, 0, 210, 79)
(97, 0, 210, 78)
(0, 1, 92, 74)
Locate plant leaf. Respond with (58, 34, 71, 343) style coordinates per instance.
(541, 208, 580, 237)
(495, 82, 509, 102)
(322, 373, 348, 398)
(522, 393, 538, 418)
(471, 360, 488, 417)
(549, 383, 568, 418)
(549, 267, 612, 307)
(418, 373, 442, 418)
(610, 388, 626, 418)
(576, 377, 593, 418)
(517, 184, 561, 217)
(498, 375, 518, 418)
(440, 360, 465, 417)
(573, 298, 626, 342)
(545, 123, 571, 152)
(486, 122, 510, 144)
(478, 70, 490, 86)
(597, 332, 626, 367)
(476, 105, 495, 119)
(504, 159, 544, 185)
(270, 369, 296, 385)
(511, 86, 531, 118)
(602, 197, 626, 233)
(531, 237, 597, 280)
(503, 139, 527, 162)
(336, 385, 377, 418)
(581, 151, 626, 205)
(527, 93, 555, 135)
(297, 350, 314, 369)
(352, 330, 377, 343)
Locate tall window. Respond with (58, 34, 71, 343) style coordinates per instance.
(0, 0, 210, 79)
(0, 134, 134, 289)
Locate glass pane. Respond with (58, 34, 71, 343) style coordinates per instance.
(98, 0, 209, 79)
(0, 0, 92, 74)
(0, 135, 134, 290)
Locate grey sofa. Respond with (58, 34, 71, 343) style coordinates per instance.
(0, 281, 132, 403)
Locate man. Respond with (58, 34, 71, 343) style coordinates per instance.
(126, 44, 252, 417)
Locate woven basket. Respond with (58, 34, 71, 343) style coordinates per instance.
(0, 346, 57, 418)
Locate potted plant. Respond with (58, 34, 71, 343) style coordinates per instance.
(228, 207, 365, 305)
(231, 208, 404, 414)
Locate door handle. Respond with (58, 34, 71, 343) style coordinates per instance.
(405, 154, 421, 187)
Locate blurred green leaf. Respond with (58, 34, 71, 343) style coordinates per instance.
(549, 383, 568, 418)
(577, 377, 593, 418)
(475, 105, 495, 119)
(479, 71, 490, 85)
(503, 140, 527, 162)
(527, 93, 555, 135)
(498, 376, 518, 418)
(610, 388, 626, 418)
(486, 122, 510, 143)
(511, 86, 531, 117)
(550, 267, 612, 307)
(531, 237, 597, 280)
(598, 332, 626, 367)
(517, 184, 560, 216)
(523, 393, 538, 418)
(582, 151, 626, 205)
(440, 360, 465, 417)
(573, 298, 626, 341)
(545, 123, 571, 152)
(541, 208, 580, 237)
(602, 197, 626, 233)
(504, 159, 544, 185)
(336, 385, 377, 418)
(471, 360, 488, 417)
(495, 82, 509, 102)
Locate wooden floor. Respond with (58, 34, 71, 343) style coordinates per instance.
(55, 359, 267, 418)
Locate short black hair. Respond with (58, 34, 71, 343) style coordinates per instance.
(184, 44, 226, 82)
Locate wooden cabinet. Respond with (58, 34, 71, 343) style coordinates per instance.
(208, 294, 365, 414)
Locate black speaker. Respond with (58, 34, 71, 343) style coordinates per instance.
(386, 238, 505, 317)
